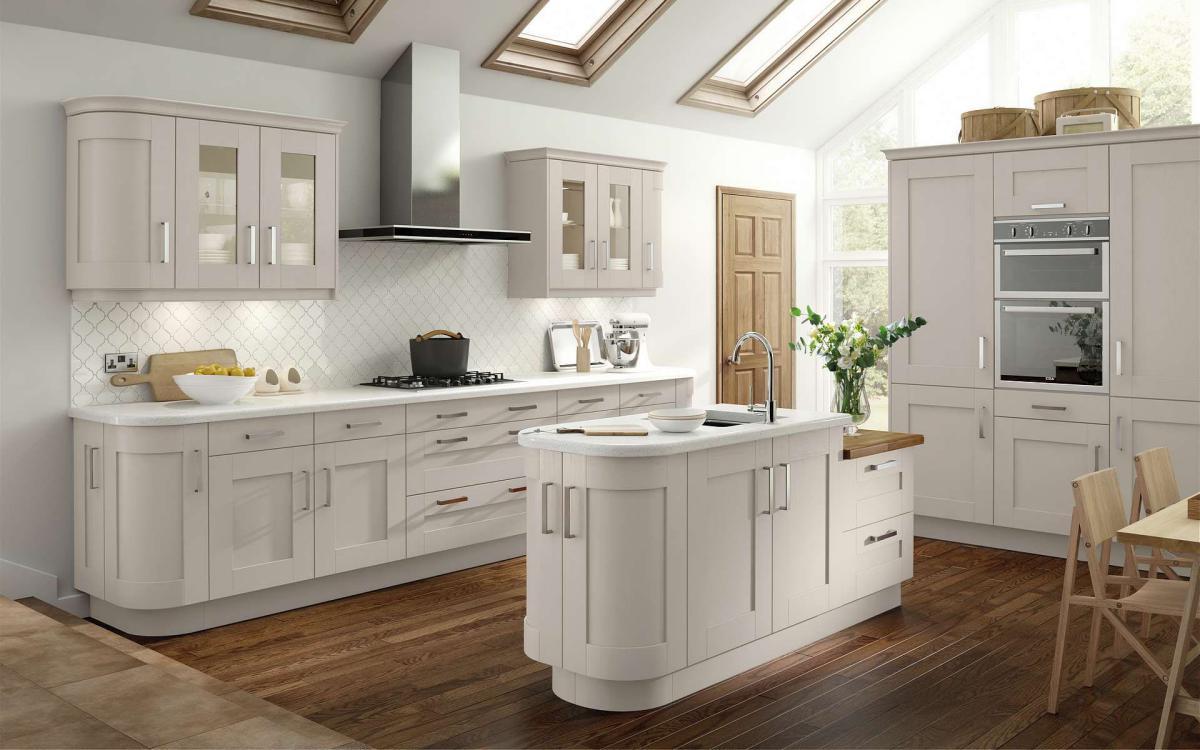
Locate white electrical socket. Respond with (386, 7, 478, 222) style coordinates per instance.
(104, 352, 138, 374)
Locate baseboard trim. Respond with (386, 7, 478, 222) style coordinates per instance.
(0, 558, 89, 617)
(915, 515, 1145, 569)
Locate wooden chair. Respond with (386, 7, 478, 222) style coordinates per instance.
(1128, 447, 1184, 582)
(1047, 467, 1199, 714)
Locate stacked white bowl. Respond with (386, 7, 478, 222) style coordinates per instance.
(647, 407, 706, 433)
(173, 374, 258, 405)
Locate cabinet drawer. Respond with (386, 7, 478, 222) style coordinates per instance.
(994, 390, 1108, 424)
(572, 408, 622, 421)
(314, 405, 405, 443)
(407, 391, 556, 433)
(406, 478, 527, 557)
(618, 381, 675, 410)
(848, 450, 914, 529)
(845, 513, 914, 600)
(407, 416, 554, 494)
(210, 414, 313, 456)
(557, 386, 620, 416)
(994, 145, 1108, 216)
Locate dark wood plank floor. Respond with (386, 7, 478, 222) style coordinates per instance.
(136, 539, 1200, 749)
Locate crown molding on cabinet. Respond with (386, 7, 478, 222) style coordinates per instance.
(62, 96, 347, 135)
(885, 124, 1200, 161)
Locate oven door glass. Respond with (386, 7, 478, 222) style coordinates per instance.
(996, 241, 1107, 298)
(997, 300, 1106, 390)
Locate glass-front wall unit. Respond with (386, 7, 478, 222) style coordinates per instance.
(562, 177, 586, 273)
(198, 145, 237, 267)
(280, 152, 315, 267)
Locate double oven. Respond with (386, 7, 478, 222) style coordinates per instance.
(994, 216, 1110, 392)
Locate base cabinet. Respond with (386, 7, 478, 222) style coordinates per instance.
(524, 450, 564, 667)
(1111, 398, 1200, 504)
(771, 432, 837, 631)
(314, 436, 406, 576)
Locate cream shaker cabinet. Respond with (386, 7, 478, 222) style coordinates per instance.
(1110, 398, 1200, 504)
(993, 145, 1109, 217)
(505, 148, 665, 298)
(314, 435, 407, 576)
(64, 96, 343, 299)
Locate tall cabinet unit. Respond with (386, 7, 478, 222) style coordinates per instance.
(505, 148, 666, 298)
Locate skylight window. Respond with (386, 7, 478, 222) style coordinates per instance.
(681, 0, 886, 116)
(485, 0, 674, 86)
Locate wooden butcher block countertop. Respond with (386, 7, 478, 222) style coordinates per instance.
(841, 429, 925, 460)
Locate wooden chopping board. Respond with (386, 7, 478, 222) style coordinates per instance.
(110, 349, 238, 402)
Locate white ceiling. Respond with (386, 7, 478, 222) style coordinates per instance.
(0, 0, 1000, 149)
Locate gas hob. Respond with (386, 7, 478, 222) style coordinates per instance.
(361, 371, 517, 390)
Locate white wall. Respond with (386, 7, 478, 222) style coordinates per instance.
(0, 22, 817, 609)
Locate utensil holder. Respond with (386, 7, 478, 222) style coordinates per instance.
(576, 346, 591, 373)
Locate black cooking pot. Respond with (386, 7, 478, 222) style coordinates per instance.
(410, 330, 470, 376)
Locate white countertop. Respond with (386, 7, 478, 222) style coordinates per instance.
(517, 405, 851, 457)
(69, 367, 693, 426)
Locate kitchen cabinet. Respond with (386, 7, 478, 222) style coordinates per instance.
(209, 446, 314, 598)
(73, 420, 105, 597)
(406, 479, 528, 557)
(994, 417, 1108, 535)
(1110, 139, 1200, 401)
(314, 435, 406, 576)
(994, 145, 1108, 217)
(1111, 398, 1200, 504)
(102, 424, 208, 609)
(505, 148, 666, 298)
(523, 449, 564, 667)
(891, 384, 994, 524)
(889, 154, 993, 388)
(770, 431, 834, 631)
(64, 96, 343, 300)
(832, 513, 915, 603)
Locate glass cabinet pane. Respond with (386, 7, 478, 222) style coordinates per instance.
(198, 145, 237, 265)
(607, 182, 631, 271)
(280, 152, 315, 267)
(562, 178, 585, 272)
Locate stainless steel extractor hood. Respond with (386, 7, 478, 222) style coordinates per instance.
(340, 44, 531, 244)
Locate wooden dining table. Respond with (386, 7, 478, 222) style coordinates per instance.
(1117, 500, 1200, 748)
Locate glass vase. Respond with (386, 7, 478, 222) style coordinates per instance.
(831, 368, 871, 434)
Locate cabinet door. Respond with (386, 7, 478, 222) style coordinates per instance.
(314, 435, 405, 576)
(102, 424, 207, 609)
(73, 421, 105, 597)
(686, 440, 772, 664)
(176, 119, 261, 290)
(994, 145, 1108, 217)
(549, 160, 598, 290)
(994, 417, 1108, 534)
(597, 165, 643, 289)
(563, 453, 686, 680)
(1110, 139, 1200, 401)
(641, 169, 664, 289)
(66, 112, 175, 290)
(771, 431, 833, 631)
(891, 384, 994, 524)
(1111, 398, 1200, 505)
(259, 128, 336, 290)
(209, 446, 314, 599)
(889, 154, 993, 388)
(524, 450, 563, 668)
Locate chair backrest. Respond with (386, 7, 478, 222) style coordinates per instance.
(1072, 468, 1127, 545)
(1134, 447, 1181, 514)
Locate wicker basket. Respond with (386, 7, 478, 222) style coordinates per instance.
(959, 107, 1040, 143)
(1033, 87, 1140, 136)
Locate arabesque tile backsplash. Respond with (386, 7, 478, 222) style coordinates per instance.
(71, 243, 633, 406)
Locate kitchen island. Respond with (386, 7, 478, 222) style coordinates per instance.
(518, 408, 920, 711)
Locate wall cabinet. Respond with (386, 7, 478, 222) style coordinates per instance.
(993, 145, 1109, 217)
(64, 96, 343, 299)
(505, 148, 666, 298)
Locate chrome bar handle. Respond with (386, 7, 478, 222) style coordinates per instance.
(978, 337, 986, 370)
(345, 420, 383, 430)
(161, 221, 171, 264)
(563, 486, 577, 539)
(268, 225, 279, 265)
(1031, 202, 1066, 210)
(602, 240, 609, 270)
(647, 241, 655, 271)
(1094, 444, 1101, 471)
(193, 449, 203, 493)
(979, 405, 987, 440)
(540, 481, 554, 535)
(587, 240, 595, 269)
(865, 529, 899, 545)
(1001, 305, 1096, 315)
(866, 459, 900, 472)
(244, 430, 285, 441)
(248, 225, 257, 264)
(1031, 404, 1068, 412)
(323, 467, 332, 508)
(1115, 340, 1123, 376)
(762, 466, 774, 515)
(1117, 415, 1124, 452)
(299, 469, 311, 511)
(777, 462, 791, 511)
(88, 446, 101, 490)
(436, 436, 469, 445)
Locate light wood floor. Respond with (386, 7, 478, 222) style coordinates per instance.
(138, 539, 1200, 749)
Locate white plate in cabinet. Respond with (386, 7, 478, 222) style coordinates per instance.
(618, 381, 675, 411)
(406, 392, 556, 433)
(833, 513, 914, 605)
(209, 446, 314, 599)
(994, 390, 1109, 424)
(314, 404, 405, 443)
(993, 145, 1108, 217)
(314, 435, 406, 576)
(407, 417, 553, 495)
(406, 478, 528, 557)
(209, 413, 313, 456)
(102, 424, 208, 610)
(557, 386, 620, 417)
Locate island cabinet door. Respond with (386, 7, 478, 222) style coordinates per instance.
(314, 435, 405, 577)
(686, 440, 773, 665)
(102, 424, 208, 610)
(562, 453, 687, 681)
(524, 450, 564, 667)
(771, 430, 834, 632)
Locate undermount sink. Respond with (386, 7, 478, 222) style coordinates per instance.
(702, 409, 768, 428)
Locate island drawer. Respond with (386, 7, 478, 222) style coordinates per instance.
(834, 449, 914, 531)
(209, 413, 314, 456)
(406, 478, 527, 557)
(842, 512, 914, 600)
(314, 405, 406, 443)
(994, 390, 1108, 424)
(557, 386, 620, 416)
(618, 382, 675, 411)
(407, 392, 556, 433)
(406, 416, 554, 494)
(571, 408, 622, 421)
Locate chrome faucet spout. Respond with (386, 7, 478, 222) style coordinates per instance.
(727, 331, 777, 423)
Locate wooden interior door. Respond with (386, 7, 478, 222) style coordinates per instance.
(717, 187, 795, 408)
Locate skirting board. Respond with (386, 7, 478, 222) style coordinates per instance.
(0, 558, 89, 617)
(91, 535, 526, 637)
(915, 515, 1153, 570)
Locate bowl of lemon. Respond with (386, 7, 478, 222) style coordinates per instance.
(173, 364, 258, 405)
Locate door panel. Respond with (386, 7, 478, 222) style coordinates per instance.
(994, 145, 1109, 216)
(259, 128, 336, 290)
(642, 170, 664, 288)
(597, 165, 643, 289)
(1111, 398, 1200, 505)
(772, 434, 832, 631)
(524, 450, 564, 667)
(314, 435, 405, 576)
(549, 160, 598, 289)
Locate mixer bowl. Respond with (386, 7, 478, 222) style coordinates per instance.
(606, 334, 641, 368)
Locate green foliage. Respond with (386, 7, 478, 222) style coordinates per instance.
(826, 110, 898, 193)
(832, 204, 888, 253)
(789, 306, 926, 375)
(1112, 0, 1192, 127)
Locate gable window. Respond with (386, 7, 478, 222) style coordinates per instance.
(680, 0, 886, 116)
(189, 0, 387, 43)
(484, 0, 674, 86)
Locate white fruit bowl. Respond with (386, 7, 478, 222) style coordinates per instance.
(648, 407, 706, 433)
(173, 373, 258, 405)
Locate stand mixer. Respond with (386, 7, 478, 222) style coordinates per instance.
(606, 313, 653, 369)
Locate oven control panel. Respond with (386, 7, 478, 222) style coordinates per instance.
(994, 217, 1109, 242)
